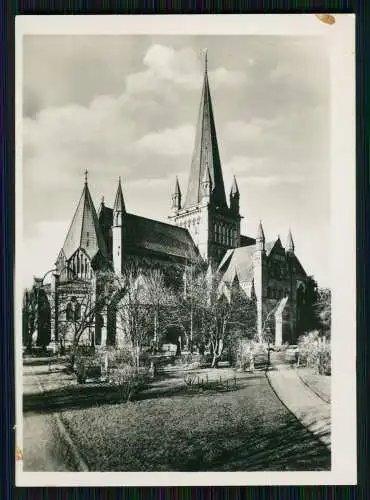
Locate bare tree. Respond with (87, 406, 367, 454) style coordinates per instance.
(22, 288, 37, 351)
(315, 287, 331, 337)
(114, 263, 174, 366)
(56, 270, 116, 366)
(178, 269, 257, 367)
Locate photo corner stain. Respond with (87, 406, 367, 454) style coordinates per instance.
(314, 14, 336, 25)
(16, 447, 23, 461)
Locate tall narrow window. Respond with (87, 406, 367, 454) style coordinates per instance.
(74, 302, 81, 321)
(66, 302, 74, 321)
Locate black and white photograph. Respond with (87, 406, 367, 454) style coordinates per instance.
(15, 15, 356, 486)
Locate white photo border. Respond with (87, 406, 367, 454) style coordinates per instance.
(15, 13, 356, 486)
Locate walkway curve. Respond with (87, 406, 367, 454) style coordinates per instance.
(23, 361, 89, 472)
(266, 355, 331, 450)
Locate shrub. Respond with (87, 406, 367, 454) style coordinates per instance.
(75, 353, 102, 384)
(297, 331, 331, 375)
(317, 348, 331, 375)
(107, 347, 134, 368)
(109, 365, 151, 401)
(235, 339, 254, 371)
(174, 353, 211, 367)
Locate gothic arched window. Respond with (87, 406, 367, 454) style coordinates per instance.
(66, 302, 73, 321)
(74, 302, 81, 320)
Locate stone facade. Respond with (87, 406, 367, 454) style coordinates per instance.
(34, 53, 309, 349)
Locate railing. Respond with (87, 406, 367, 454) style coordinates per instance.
(183, 373, 238, 392)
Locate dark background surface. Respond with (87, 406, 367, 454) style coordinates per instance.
(1, 1, 367, 499)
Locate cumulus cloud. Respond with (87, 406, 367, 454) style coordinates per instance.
(134, 125, 195, 157)
(126, 44, 247, 95)
(21, 35, 331, 287)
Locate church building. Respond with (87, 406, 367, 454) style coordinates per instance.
(35, 52, 309, 350)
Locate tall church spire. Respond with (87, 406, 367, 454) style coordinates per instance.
(230, 175, 240, 214)
(286, 229, 295, 253)
(171, 176, 182, 213)
(62, 172, 107, 261)
(113, 177, 126, 227)
(256, 220, 265, 252)
(230, 176, 239, 197)
(183, 50, 227, 209)
(113, 177, 126, 214)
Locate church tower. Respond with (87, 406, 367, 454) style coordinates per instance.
(169, 50, 241, 267)
(112, 177, 126, 275)
(253, 220, 266, 339)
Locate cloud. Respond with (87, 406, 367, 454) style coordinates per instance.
(134, 125, 195, 157)
(126, 44, 247, 95)
(224, 116, 281, 142)
(223, 120, 263, 143)
(223, 155, 269, 176)
(21, 35, 331, 288)
(243, 174, 303, 187)
(22, 221, 70, 289)
(211, 67, 247, 88)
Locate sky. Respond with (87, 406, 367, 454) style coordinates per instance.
(22, 34, 330, 289)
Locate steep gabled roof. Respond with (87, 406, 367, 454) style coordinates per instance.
(240, 235, 256, 247)
(95, 206, 201, 263)
(287, 254, 307, 277)
(184, 52, 227, 209)
(62, 180, 107, 261)
(125, 214, 200, 262)
(218, 238, 284, 285)
(218, 245, 256, 284)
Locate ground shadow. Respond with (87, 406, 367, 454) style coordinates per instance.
(164, 415, 331, 471)
(23, 372, 264, 415)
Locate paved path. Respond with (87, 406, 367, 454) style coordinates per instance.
(266, 352, 331, 449)
(22, 360, 88, 471)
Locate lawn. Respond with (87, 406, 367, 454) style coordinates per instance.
(58, 368, 331, 471)
(296, 367, 331, 404)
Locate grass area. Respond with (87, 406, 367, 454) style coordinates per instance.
(58, 369, 331, 471)
(296, 367, 331, 404)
